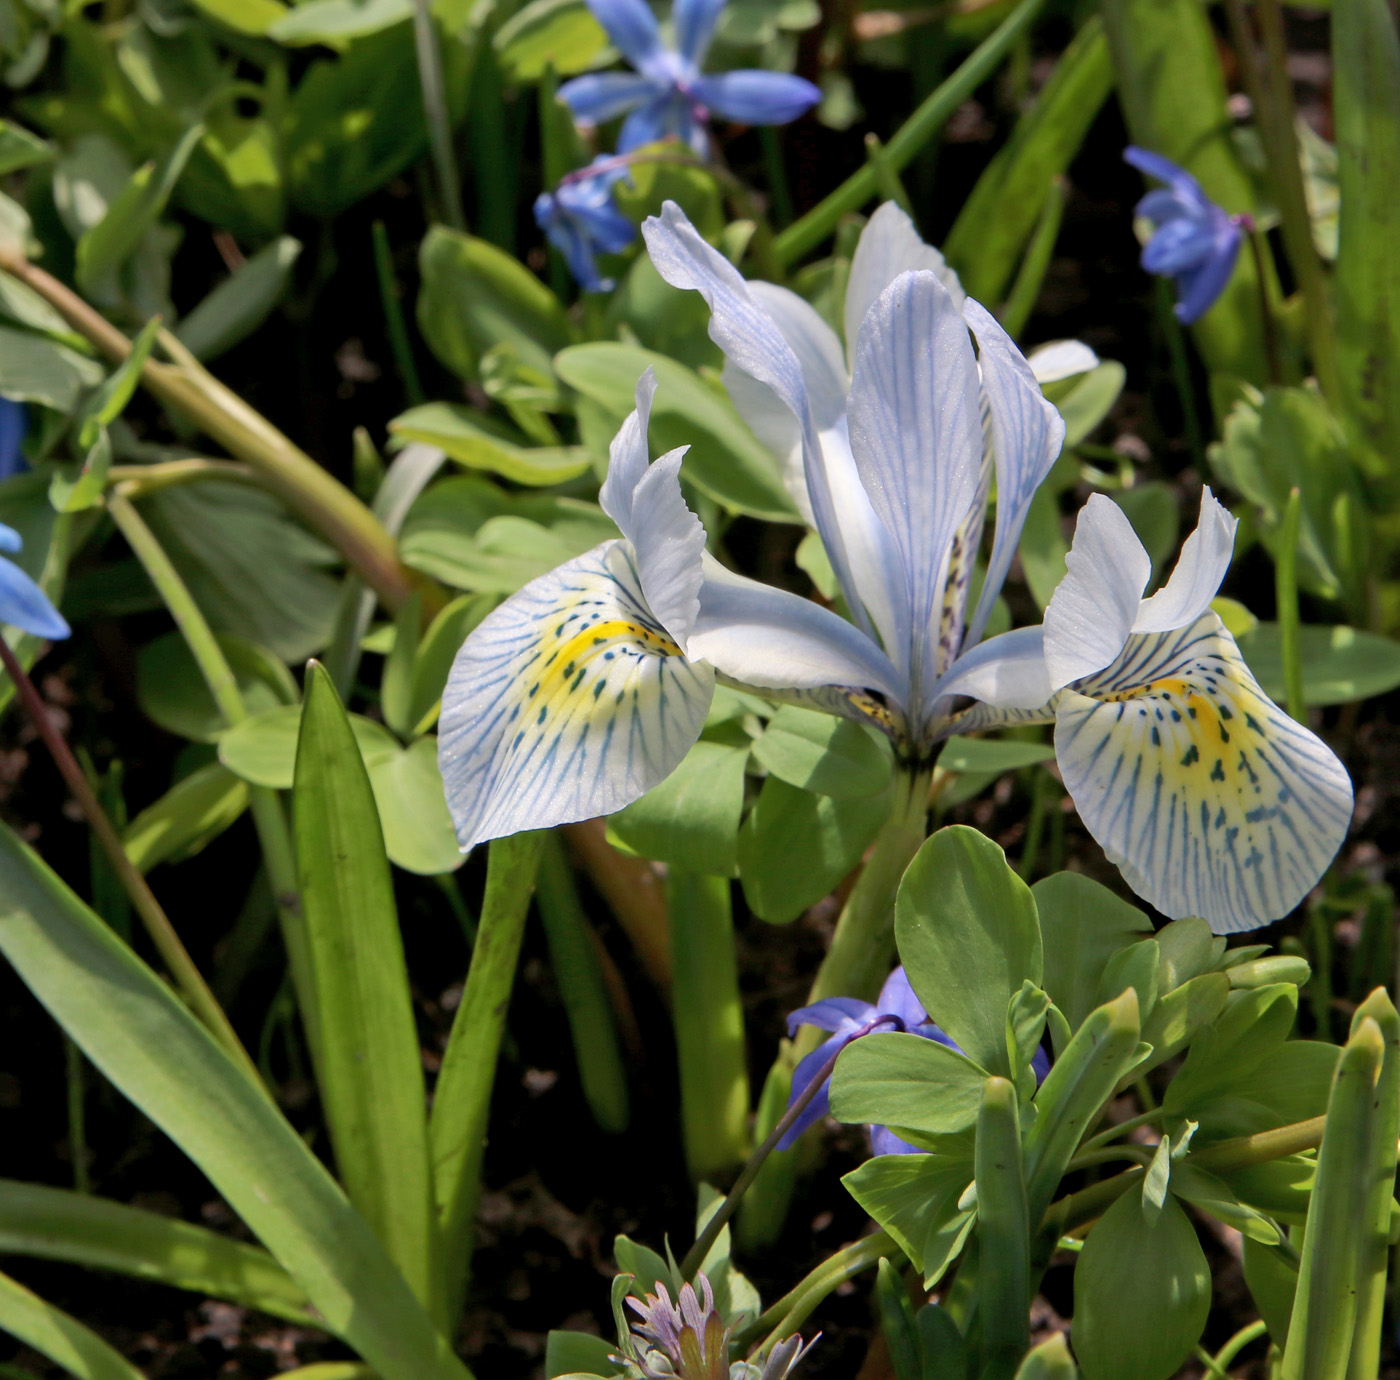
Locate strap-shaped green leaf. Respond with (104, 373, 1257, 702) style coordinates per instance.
(975, 1077, 1031, 1379)
(0, 1268, 143, 1380)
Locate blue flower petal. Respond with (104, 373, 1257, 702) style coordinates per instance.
(674, 0, 726, 66)
(0, 556, 69, 640)
(1173, 225, 1242, 324)
(1141, 217, 1217, 276)
(786, 995, 873, 1039)
(582, 0, 666, 72)
(869, 1125, 923, 1157)
(689, 70, 820, 125)
(875, 967, 926, 1029)
(0, 399, 27, 480)
(619, 91, 707, 153)
(1124, 145, 1210, 213)
(558, 71, 659, 122)
(777, 1031, 847, 1149)
(0, 523, 22, 555)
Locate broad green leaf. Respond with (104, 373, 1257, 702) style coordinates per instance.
(916, 1304, 968, 1380)
(737, 776, 890, 923)
(1136, 972, 1231, 1075)
(388, 403, 591, 486)
(604, 255, 720, 374)
(0, 1270, 143, 1380)
(1237, 622, 1400, 707)
(545, 1331, 623, 1378)
(494, 0, 610, 80)
(1033, 873, 1151, 1040)
(181, 108, 285, 241)
(554, 343, 799, 522)
(1168, 1163, 1280, 1245)
(184, 0, 288, 33)
(270, 0, 412, 44)
(1333, 0, 1400, 475)
(364, 736, 463, 876)
(0, 121, 53, 176)
(418, 226, 574, 384)
(895, 826, 1042, 1077)
(122, 762, 250, 872)
(1073, 1193, 1209, 1380)
(751, 705, 891, 798)
(176, 237, 303, 361)
(1186, 1040, 1340, 1140)
(936, 737, 1054, 774)
(1044, 359, 1126, 448)
(612, 153, 724, 242)
(219, 704, 399, 788)
(1013, 1335, 1077, 1380)
(840, 1148, 973, 1273)
(1095, 939, 1159, 1024)
(406, 593, 494, 733)
(613, 1234, 674, 1301)
(0, 826, 469, 1380)
(830, 1031, 988, 1137)
(875, 1257, 920, 1380)
(944, 19, 1112, 303)
(0, 324, 104, 412)
(608, 740, 749, 877)
(293, 665, 438, 1307)
(1153, 915, 1217, 993)
(76, 123, 203, 295)
(137, 631, 298, 743)
(0, 1179, 318, 1327)
(1018, 486, 1069, 611)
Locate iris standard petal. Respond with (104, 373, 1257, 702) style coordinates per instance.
(627, 448, 706, 650)
(847, 270, 983, 692)
(674, 0, 726, 65)
(439, 541, 714, 852)
(1055, 613, 1353, 932)
(581, 0, 666, 73)
(745, 281, 848, 432)
(1026, 339, 1099, 384)
(598, 369, 659, 534)
(688, 71, 821, 126)
(0, 557, 69, 640)
(960, 300, 1066, 651)
(844, 203, 966, 370)
(935, 625, 1053, 711)
(1043, 495, 1151, 692)
(643, 202, 870, 632)
(1124, 146, 1211, 213)
(1172, 226, 1242, 325)
(1133, 489, 1237, 634)
(557, 71, 659, 123)
(689, 556, 904, 701)
(786, 996, 873, 1038)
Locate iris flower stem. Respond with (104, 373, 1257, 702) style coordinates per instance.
(0, 632, 266, 1093)
(430, 829, 546, 1320)
(1277, 486, 1307, 723)
(0, 249, 415, 612)
(773, 0, 1046, 265)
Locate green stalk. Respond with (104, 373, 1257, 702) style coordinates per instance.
(371, 221, 426, 405)
(760, 126, 796, 228)
(430, 830, 545, 1317)
(105, 493, 320, 1060)
(1277, 486, 1306, 723)
(773, 0, 1046, 265)
(975, 1077, 1031, 1378)
(63, 1040, 89, 1195)
(669, 871, 751, 1182)
(411, 0, 466, 232)
(862, 134, 914, 218)
(997, 178, 1064, 339)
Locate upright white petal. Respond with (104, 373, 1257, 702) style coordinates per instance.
(845, 203, 966, 370)
(961, 300, 1067, 650)
(746, 281, 848, 432)
(933, 625, 1053, 710)
(439, 542, 715, 853)
(1043, 495, 1151, 692)
(625, 447, 706, 651)
(1133, 489, 1236, 634)
(1027, 340, 1099, 384)
(598, 369, 659, 533)
(847, 270, 983, 695)
(1055, 613, 1353, 933)
(642, 202, 872, 637)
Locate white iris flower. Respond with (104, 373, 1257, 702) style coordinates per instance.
(439, 200, 1353, 935)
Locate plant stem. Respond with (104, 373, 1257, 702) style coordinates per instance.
(430, 830, 545, 1318)
(64, 1039, 89, 1194)
(106, 459, 257, 495)
(752, 1231, 900, 1353)
(411, 0, 466, 232)
(0, 250, 414, 612)
(371, 221, 426, 405)
(773, 0, 1046, 265)
(1245, 228, 1285, 387)
(0, 633, 263, 1090)
(1277, 486, 1306, 723)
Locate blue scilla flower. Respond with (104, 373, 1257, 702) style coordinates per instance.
(559, 0, 821, 156)
(1125, 146, 1245, 325)
(0, 522, 69, 641)
(0, 398, 27, 480)
(534, 156, 637, 292)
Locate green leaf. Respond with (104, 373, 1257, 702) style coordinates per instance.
(840, 1147, 973, 1275)
(219, 704, 400, 788)
(0, 826, 469, 1380)
(381, 594, 422, 740)
(875, 1257, 920, 1380)
(1044, 360, 1126, 448)
(0, 324, 104, 412)
(406, 593, 494, 734)
(895, 826, 1042, 1077)
(1242, 1235, 1299, 1346)
(545, 1331, 623, 1379)
(917, 1304, 968, 1380)
(1073, 1193, 1210, 1380)
(975, 1077, 1031, 1378)
(76, 123, 203, 295)
(176, 237, 303, 361)
(184, 0, 288, 34)
(1187, 1040, 1340, 1140)
(737, 776, 890, 923)
(418, 226, 574, 385)
(1153, 915, 1218, 993)
(1013, 1335, 1077, 1380)
(0, 121, 54, 176)
(936, 738, 1055, 774)
(388, 403, 591, 486)
(1236, 622, 1400, 707)
(751, 705, 892, 798)
(1136, 972, 1231, 1075)
(1094, 939, 1160, 1025)
(1034, 873, 1152, 1042)
(182, 110, 285, 242)
(363, 736, 463, 876)
(122, 762, 250, 872)
(0, 1178, 319, 1327)
(293, 665, 438, 1309)
(830, 1031, 988, 1138)
(494, 0, 610, 81)
(1141, 1136, 1172, 1223)
(269, 0, 412, 44)
(1168, 1163, 1280, 1245)
(608, 740, 749, 877)
(0, 1269, 144, 1380)
(554, 343, 799, 522)
(137, 631, 298, 743)
(944, 19, 1113, 304)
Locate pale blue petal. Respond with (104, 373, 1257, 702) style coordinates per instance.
(620, 93, 707, 154)
(689, 71, 821, 125)
(1056, 613, 1353, 932)
(1133, 488, 1236, 635)
(960, 299, 1066, 653)
(598, 369, 659, 535)
(628, 447, 706, 650)
(1124, 146, 1211, 214)
(582, 0, 666, 72)
(0, 400, 26, 479)
(787, 996, 872, 1038)
(674, 0, 725, 66)
(1173, 228, 1242, 324)
(1142, 218, 1218, 275)
(0, 557, 69, 640)
(847, 270, 982, 696)
(438, 541, 714, 853)
(642, 201, 873, 635)
(876, 967, 926, 1028)
(935, 625, 1052, 710)
(558, 71, 658, 122)
(1042, 495, 1150, 693)
(0, 522, 22, 554)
